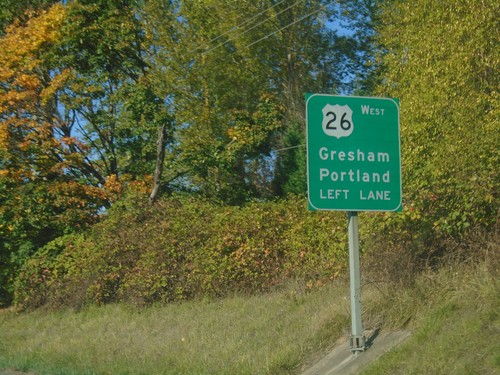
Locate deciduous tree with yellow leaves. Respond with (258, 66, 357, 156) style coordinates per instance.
(0, 1, 167, 305)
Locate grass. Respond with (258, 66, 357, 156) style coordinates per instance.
(0, 282, 351, 375)
(1, 249, 498, 374)
(360, 260, 500, 375)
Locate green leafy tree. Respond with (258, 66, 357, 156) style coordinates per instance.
(374, 0, 498, 238)
(144, 0, 287, 202)
(57, 0, 174, 186)
(273, 121, 307, 196)
(145, 0, 374, 202)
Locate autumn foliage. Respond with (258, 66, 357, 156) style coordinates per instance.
(1, 0, 498, 309)
(14, 196, 347, 309)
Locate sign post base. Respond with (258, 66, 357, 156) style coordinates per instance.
(349, 334, 366, 354)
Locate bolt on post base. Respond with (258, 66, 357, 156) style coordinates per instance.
(349, 335, 366, 354)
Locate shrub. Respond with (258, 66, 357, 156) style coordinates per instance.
(14, 195, 349, 309)
(16, 189, 496, 311)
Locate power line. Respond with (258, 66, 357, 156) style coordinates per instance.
(272, 143, 306, 153)
(202, 0, 302, 55)
(245, 6, 325, 49)
(190, 0, 287, 53)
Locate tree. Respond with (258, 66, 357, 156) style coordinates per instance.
(58, 0, 175, 187)
(0, 0, 59, 35)
(144, 0, 374, 202)
(0, 0, 175, 304)
(142, 0, 283, 202)
(374, 0, 498, 236)
(272, 121, 307, 196)
(0, 3, 110, 305)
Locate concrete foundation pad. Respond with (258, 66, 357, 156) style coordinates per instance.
(301, 330, 411, 375)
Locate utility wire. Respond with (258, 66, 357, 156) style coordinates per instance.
(190, 0, 287, 53)
(245, 6, 325, 49)
(272, 144, 306, 153)
(202, 0, 302, 55)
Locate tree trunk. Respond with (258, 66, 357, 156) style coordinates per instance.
(149, 123, 167, 204)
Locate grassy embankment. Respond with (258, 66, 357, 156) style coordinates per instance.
(1, 242, 498, 375)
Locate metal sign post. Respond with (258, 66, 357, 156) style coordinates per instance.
(348, 211, 365, 353)
(305, 94, 402, 356)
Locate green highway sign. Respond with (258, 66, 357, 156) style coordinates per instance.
(306, 94, 402, 211)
